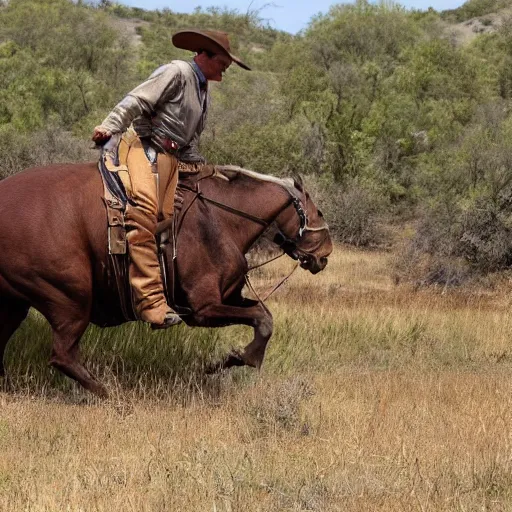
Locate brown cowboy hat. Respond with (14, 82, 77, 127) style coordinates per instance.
(172, 29, 251, 71)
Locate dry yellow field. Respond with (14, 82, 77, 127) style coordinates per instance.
(3, 247, 512, 511)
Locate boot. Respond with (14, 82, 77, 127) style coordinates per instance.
(151, 310, 183, 330)
(125, 208, 180, 327)
(123, 140, 182, 329)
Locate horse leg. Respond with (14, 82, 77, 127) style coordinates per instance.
(49, 321, 108, 398)
(193, 300, 273, 371)
(42, 292, 108, 398)
(0, 301, 29, 377)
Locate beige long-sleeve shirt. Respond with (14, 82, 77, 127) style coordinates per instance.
(100, 60, 208, 163)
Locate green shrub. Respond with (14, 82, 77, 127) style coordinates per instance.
(0, 126, 96, 179)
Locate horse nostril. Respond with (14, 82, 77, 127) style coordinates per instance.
(320, 257, 328, 266)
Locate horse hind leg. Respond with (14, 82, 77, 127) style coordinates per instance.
(0, 301, 29, 377)
(42, 294, 108, 398)
(49, 321, 108, 399)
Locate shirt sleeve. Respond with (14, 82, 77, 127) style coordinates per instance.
(100, 64, 182, 134)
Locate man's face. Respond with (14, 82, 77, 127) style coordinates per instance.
(203, 53, 232, 82)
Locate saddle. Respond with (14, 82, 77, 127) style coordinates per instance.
(98, 136, 217, 321)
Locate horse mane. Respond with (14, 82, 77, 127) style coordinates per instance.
(213, 165, 304, 201)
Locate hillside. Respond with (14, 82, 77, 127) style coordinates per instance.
(2, 0, 512, 284)
(443, 3, 512, 44)
(109, 16, 149, 47)
(446, 12, 506, 43)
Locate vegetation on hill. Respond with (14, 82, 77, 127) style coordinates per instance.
(442, 0, 511, 21)
(2, 0, 512, 282)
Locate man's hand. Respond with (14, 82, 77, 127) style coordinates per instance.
(92, 126, 112, 145)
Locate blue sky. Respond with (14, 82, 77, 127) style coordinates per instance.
(120, 0, 466, 34)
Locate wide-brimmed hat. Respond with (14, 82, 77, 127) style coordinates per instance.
(172, 29, 251, 71)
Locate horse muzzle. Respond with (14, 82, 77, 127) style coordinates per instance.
(298, 254, 328, 274)
(274, 233, 329, 274)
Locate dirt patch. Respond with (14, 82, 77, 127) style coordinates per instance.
(109, 16, 150, 47)
(445, 7, 512, 45)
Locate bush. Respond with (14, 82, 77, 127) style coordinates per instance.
(393, 203, 472, 287)
(306, 175, 387, 247)
(0, 126, 96, 179)
(396, 189, 512, 285)
(441, 0, 503, 22)
(457, 197, 512, 272)
(395, 101, 512, 286)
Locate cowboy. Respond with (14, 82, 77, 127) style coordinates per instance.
(92, 29, 250, 329)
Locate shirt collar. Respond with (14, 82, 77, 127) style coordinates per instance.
(190, 61, 207, 90)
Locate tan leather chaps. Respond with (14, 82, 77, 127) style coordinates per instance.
(124, 138, 178, 324)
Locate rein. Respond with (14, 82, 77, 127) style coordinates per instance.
(196, 191, 277, 228)
(180, 181, 316, 303)
(176, 177, 328, 304)
(244, 261, 299, 305)
(178, 182, 292, 229)
(248, 251, 285, 271)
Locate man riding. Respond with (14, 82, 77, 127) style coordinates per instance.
(92, 29, 250, 329)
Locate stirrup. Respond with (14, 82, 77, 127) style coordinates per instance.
(150, 311, 182, 330)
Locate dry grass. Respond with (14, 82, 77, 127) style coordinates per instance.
(3, 246, 512, 510)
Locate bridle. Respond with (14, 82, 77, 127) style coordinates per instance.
(183, 181, 329, 261)
(271, 196, 330, 264)
(196, 180, 326, 268)
(175, 179, 329, 303)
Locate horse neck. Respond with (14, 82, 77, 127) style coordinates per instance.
(201, 175, 292, 253)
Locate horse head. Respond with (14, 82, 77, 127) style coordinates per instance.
(201, 166, 333, 274)
(274, 179, 333, 274)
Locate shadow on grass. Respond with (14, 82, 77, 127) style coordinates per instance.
(2, 310, 254, 401)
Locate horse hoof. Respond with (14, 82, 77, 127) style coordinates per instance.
(223, 352, 246, 369)
(204, 363, 222, 375)
(90, 384, 109, 399)
(220, 351, 246, 371)
(204, 351, 245, 374)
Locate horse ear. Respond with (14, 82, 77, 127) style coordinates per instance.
(293, 173, 304, 192)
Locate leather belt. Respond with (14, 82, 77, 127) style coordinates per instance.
(152, 135, 179, 154)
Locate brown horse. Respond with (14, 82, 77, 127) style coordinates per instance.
(0, 163, 332, 396)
